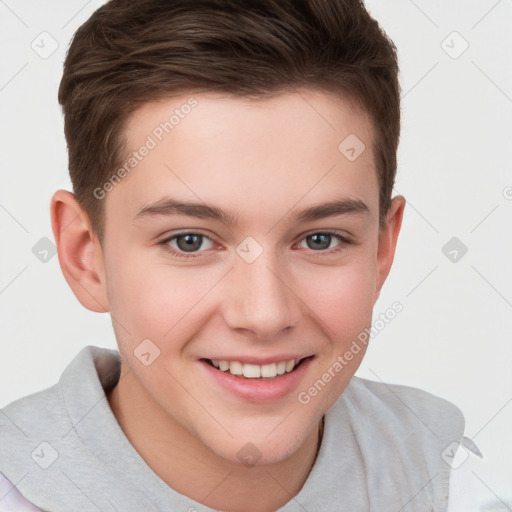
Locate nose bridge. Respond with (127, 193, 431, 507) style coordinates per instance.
(222, 242, 301, 338)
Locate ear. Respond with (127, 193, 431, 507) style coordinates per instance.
(374, 195, 406, 302)
(50, 190, 109, 313)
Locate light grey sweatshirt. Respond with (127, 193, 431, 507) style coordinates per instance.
(0, 345, 465, 511)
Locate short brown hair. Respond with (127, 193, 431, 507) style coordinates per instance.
(58, 0, 400, 241)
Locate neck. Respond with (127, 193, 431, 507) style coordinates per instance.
(107, 365, 323, 512)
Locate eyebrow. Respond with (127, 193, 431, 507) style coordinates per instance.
(133, 196, 369, 226)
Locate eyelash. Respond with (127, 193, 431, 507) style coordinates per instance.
(159, 230, 353, 260)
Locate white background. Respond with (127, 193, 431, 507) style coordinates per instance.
(1, 0, 511, 508)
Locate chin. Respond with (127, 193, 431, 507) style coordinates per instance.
(204, 423, 313, 468)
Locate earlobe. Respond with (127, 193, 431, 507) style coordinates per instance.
(50, 190, 109, 313)
(375, 195, 406, 297)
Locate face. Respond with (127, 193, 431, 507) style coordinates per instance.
(99, 88, 392, 464)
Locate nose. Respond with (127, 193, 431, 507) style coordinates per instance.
(221, 248, 301, 340)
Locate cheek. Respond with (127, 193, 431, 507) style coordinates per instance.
(298, 255, 377, 337)
(307, 257, 377, 394)
(105, 253, 221, 342)
(294, 264, 376, 414)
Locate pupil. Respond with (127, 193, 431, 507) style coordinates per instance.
(177, 234, 202, 252)
(308, 233, 330, 250)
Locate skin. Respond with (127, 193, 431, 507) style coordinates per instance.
(51, 88, 405, 511)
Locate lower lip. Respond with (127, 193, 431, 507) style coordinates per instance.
(201, 358, 313, 403)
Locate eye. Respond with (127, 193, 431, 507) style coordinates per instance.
(161, 232, 215, 258)
(159, 230, 352, 260)
(296, 231, 351, 254)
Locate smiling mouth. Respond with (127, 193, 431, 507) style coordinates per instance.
(202, 356, 313, 379)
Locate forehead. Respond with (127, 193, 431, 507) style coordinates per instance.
(107, 88, 378, 229)
(125, 87, 373, 155)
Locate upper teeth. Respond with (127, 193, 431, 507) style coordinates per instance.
(211, 359, 298, 378)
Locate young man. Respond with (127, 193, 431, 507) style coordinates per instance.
(0, 0, 480, 510)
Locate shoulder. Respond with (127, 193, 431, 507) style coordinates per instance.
(0, 471, 42, 511)
(345, 376, 465, 438)
(446, 440, 485, 512)
(0, 373, 69, 504)
(0, 381, 65, 449)
(0, 345, 120, 510)
(0, 344, 119, 452)
(326, 376, 467, 510)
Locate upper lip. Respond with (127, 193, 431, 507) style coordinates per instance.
(202, 355, 313, 365)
